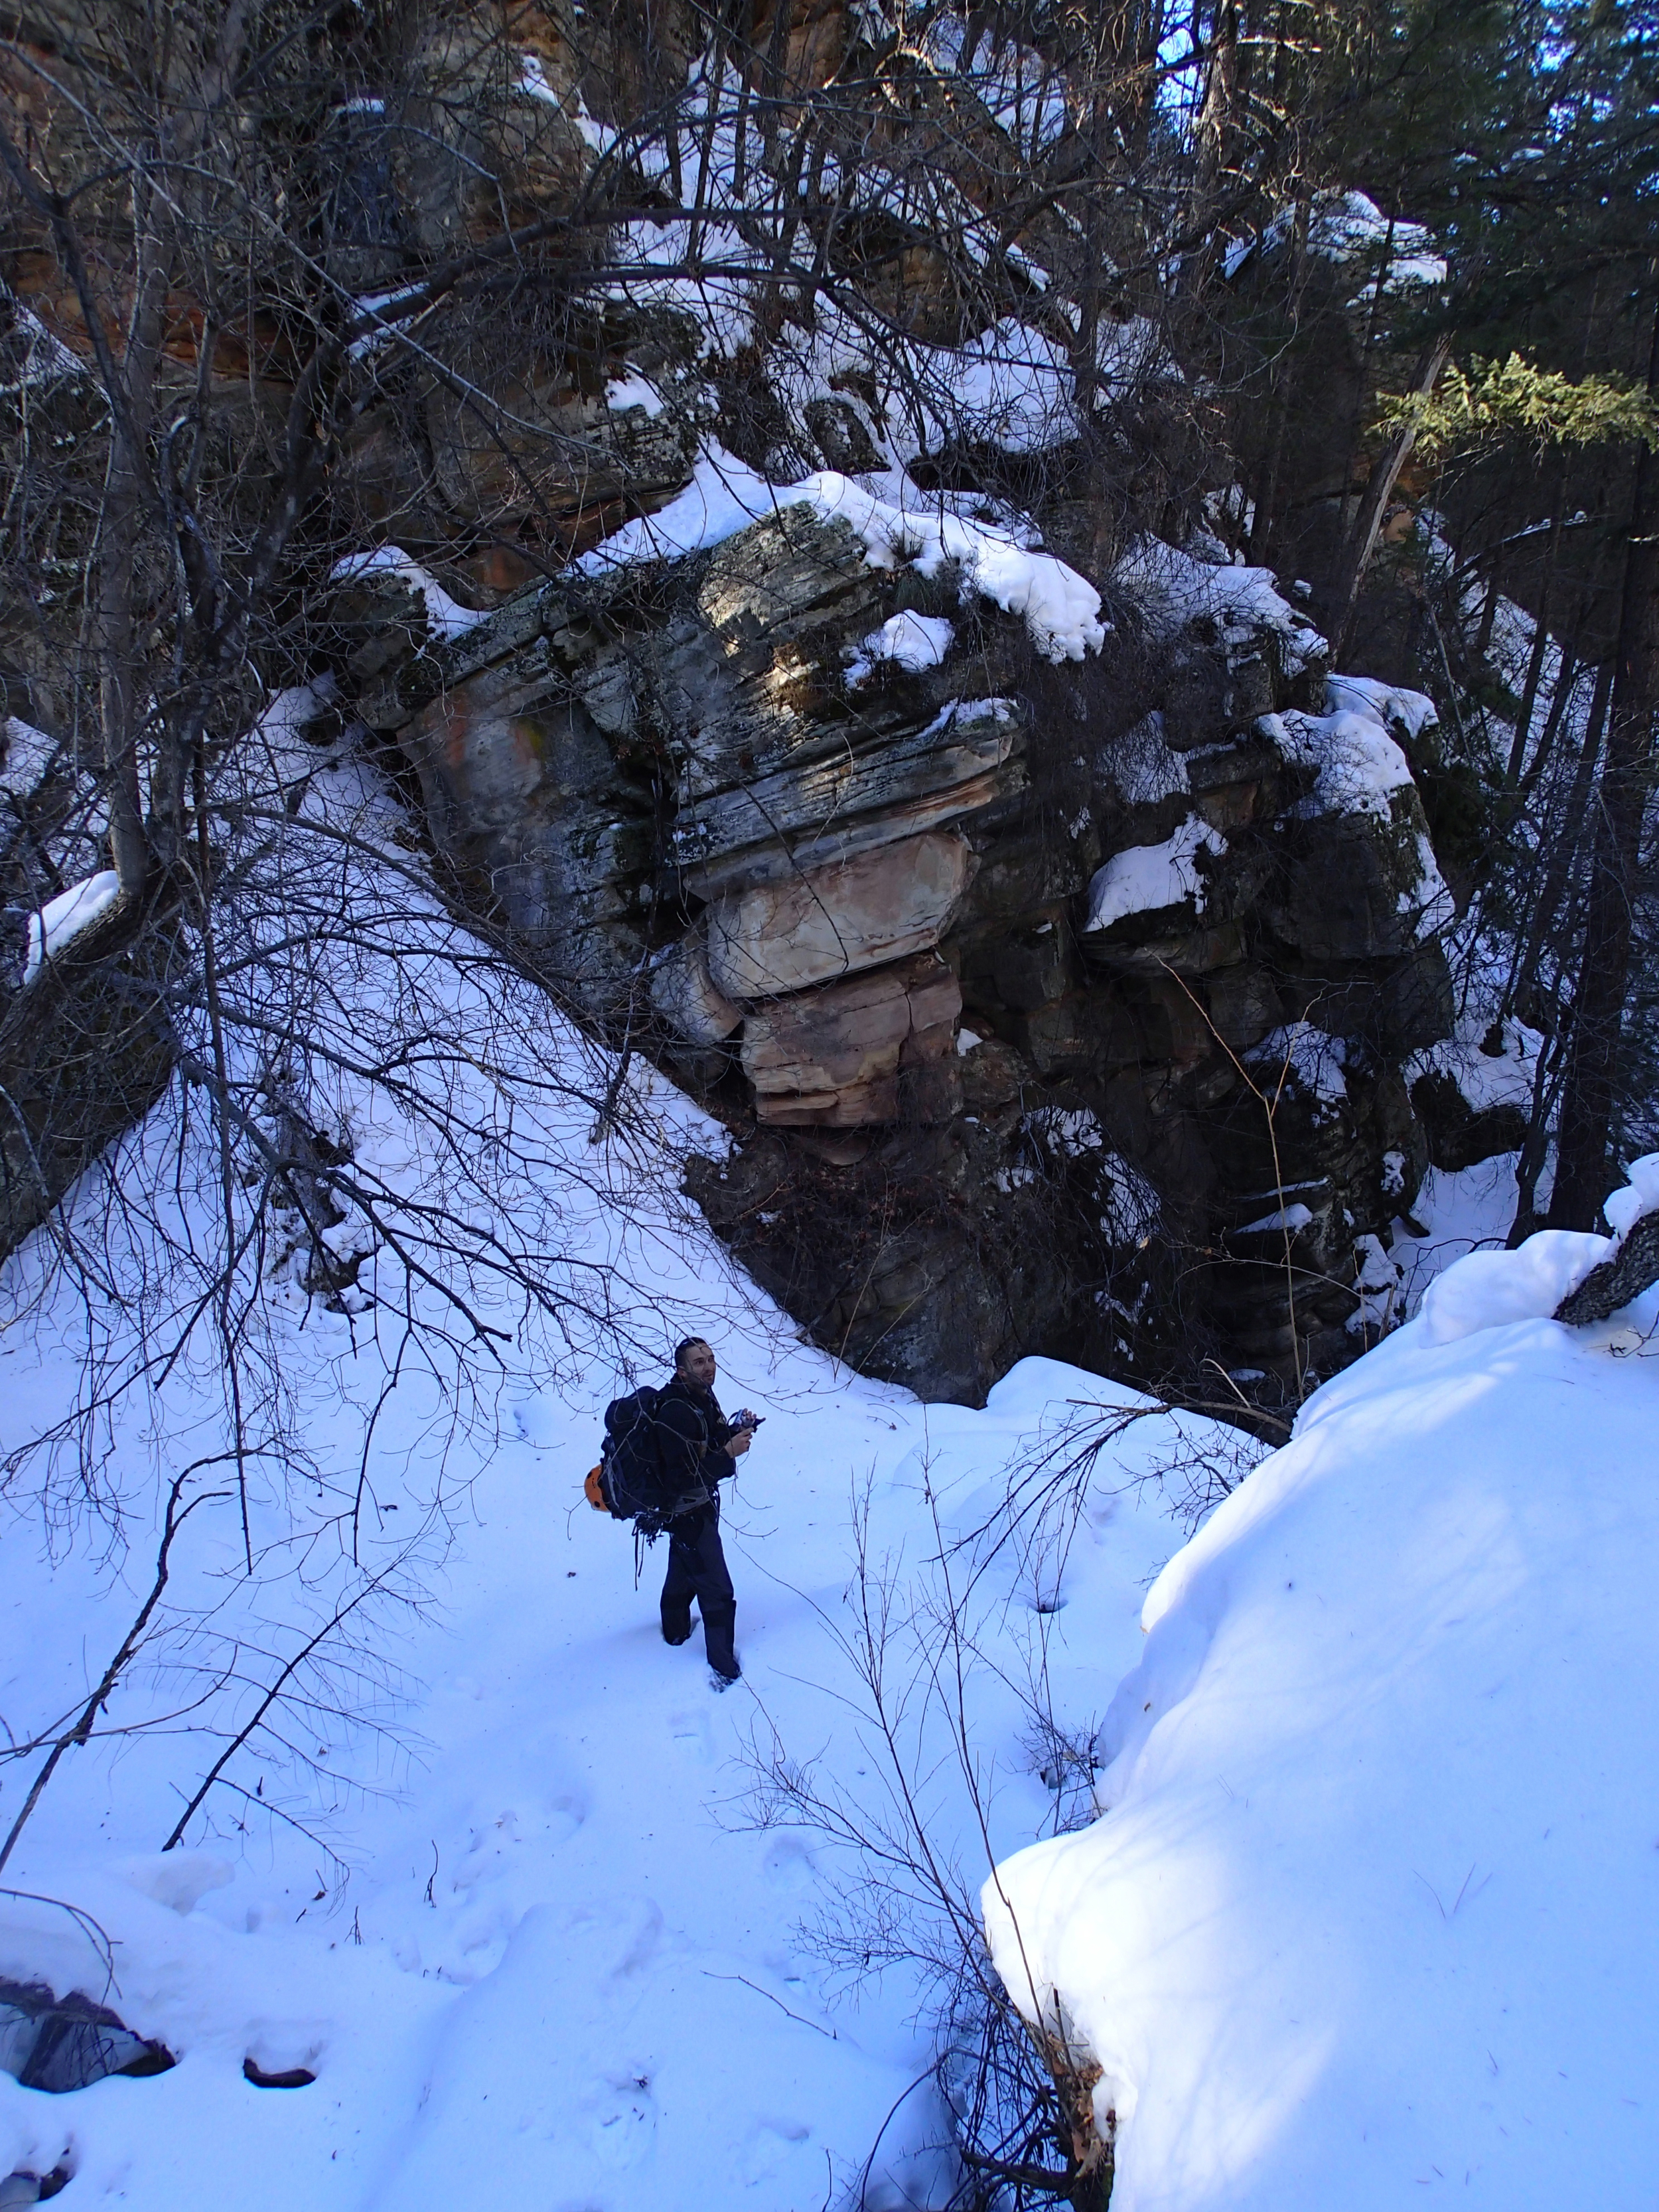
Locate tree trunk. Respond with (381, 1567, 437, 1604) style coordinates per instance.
(94, 177, 172, 900)
(1518, 641, 1580, 800)
(1194, 1, 1240, 208)
(1510, 652, 1611, 1009)
(1329, 332, 1452, 657)
(1475, 563, 1501, 659)
(1248, 190, 1310, 567)
(1507, 654, 1614, 1246)
(1546, 315, 1659, 1229)
(1505, 469, 1570, 785)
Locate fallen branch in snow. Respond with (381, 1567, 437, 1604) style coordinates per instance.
(0, 1471, 225, 1872)
(958, 2146, 1074, 2192)
(699, 1968, 838, 2041)
(158, 1566, 398, 1852)
(1553, 1211, 1659, 1327)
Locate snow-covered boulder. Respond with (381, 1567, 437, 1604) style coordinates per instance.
(1407, 1013, 1536, 1172)
(1084, 817, 1227, 938)
(1264, 691, 1455, 962)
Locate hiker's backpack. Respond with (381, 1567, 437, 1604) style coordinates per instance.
(586, 1386, 704, 1534)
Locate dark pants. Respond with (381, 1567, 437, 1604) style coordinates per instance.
(660, 1505, 738, 1677)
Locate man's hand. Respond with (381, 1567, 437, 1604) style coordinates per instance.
(727, 1426, 753, 1457)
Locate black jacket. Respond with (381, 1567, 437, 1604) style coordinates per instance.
(655, 1376, 737, 1516)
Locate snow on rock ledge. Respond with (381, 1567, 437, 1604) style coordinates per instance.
(577, 444, 1108, 662)
(330, 547, 490, 641)
(1406, 1012, 1538, 1173)
(23, 869, 120, 983)
(983, 1209, 1659, 2211)
(1225, 189, 1447, 291)
(1084, 817, 1225, 932)
(1417, 1229, 1609, 1345)
(845, 610, 956, 686)
(1418, 1153, 1659, 1346)
(1114, 537, 1326, 678)
(1605, 1155, 1659, 1243)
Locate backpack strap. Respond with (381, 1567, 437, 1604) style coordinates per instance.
(652, 1385, 717, 1513)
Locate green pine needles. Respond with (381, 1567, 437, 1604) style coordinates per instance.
(1381, 351, 1659, 459)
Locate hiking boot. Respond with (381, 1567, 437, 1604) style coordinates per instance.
(709, 1663, 741, 1692)
(661, 1610, 693, 1647)
(701, 1605, 738, 1681)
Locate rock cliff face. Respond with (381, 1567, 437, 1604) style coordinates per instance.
(346, 498, 1458, 1418)
(0, 0, 1494, 1387)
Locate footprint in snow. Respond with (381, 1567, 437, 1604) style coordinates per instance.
(451, 1808, 525, 1893)
(508, 1400, 557, 1450)
(589, 2074, 657, 2170)
(741, 2116, 812, 2185)
(762, 1834, 815, 1890)
(544, 1791, 586, 1846)
(668, 1706, 715, 1763)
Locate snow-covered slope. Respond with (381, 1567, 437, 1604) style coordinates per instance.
(0, 1287, 1202, 2209)
(985, 1197, 1659, 2211)
(10, 685, 1648, 2212)
(0, 743, 1226, 2209)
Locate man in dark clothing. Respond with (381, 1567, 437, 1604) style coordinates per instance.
(654, 1337, 754, 1686)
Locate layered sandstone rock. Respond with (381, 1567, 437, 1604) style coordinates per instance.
(676, 698, 1020, 894)
(707, 832, 974, 1000)
(348, 505, 1459, 1416)
(394, 642, 655, 1003)
(742, 954, 961, 1125)
(648, 926, 742, 1046)
(354, 502, 1020, 1031)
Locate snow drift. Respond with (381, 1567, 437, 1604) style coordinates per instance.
(984, 1172, 1659, 2211)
